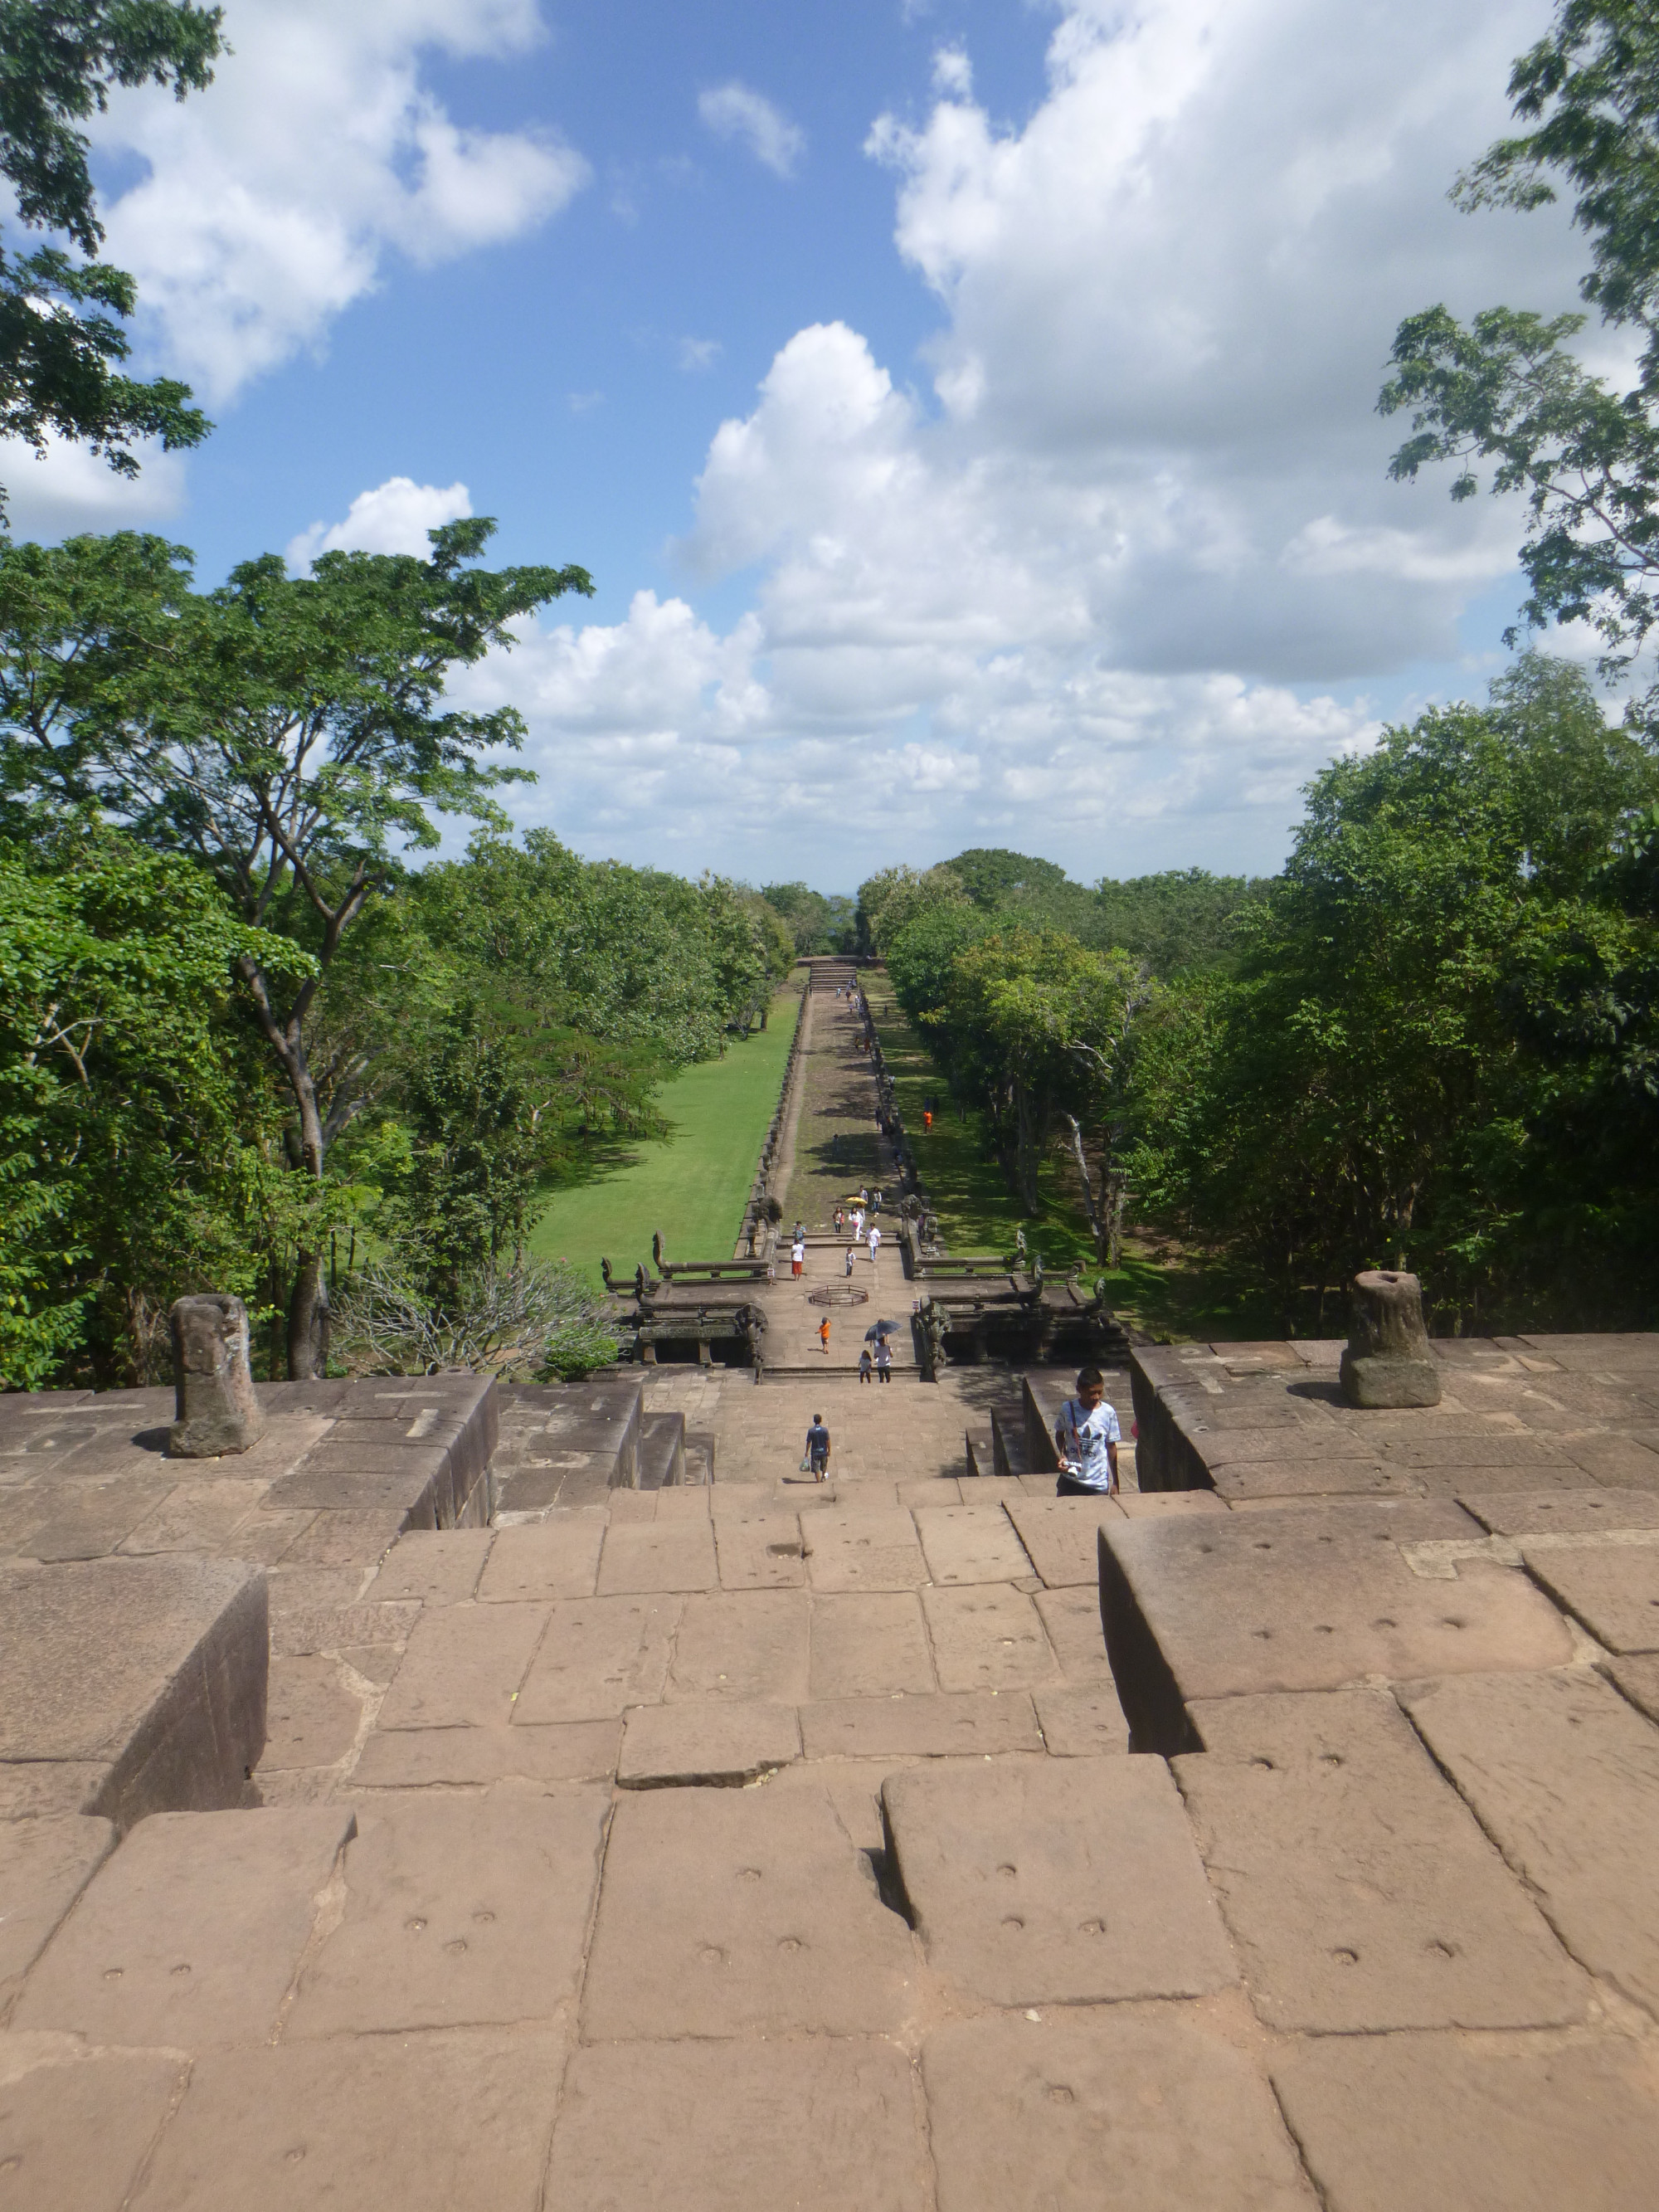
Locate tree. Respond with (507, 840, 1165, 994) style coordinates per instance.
(855, 863, 971, 956)
(1379, 2, 1659, 693)
(0, 825, 306, 1386)
(761, 881, 856, 955)
(0, 519, 594, 1374)
(0, 1, 222, 509)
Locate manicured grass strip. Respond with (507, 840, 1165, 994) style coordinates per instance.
(528, 983, 805, 1287)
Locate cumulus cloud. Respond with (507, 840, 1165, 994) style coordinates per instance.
(679, 336, 722, 373)
(91, 0, 587, 402)
(0, 436, 188, 542)
(474, 0, 1592, 876)
(698, 83, 806, 178)
(285, 475, 473, 571)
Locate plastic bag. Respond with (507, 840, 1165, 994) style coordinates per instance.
(799, 1454, 812, 1473)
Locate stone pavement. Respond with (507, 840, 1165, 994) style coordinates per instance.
(4, 1337, 1659, 2205)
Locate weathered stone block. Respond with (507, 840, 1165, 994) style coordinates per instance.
(0, 2051, 187, 2212)
(167, 1294, 265, 1458)
(617, 1698, 800, 1786)
(1340, 1270, 1443, 1409)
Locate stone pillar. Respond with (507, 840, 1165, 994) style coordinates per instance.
(168, 1294, 266, 1457)
(1339, 1269, 1443, 1409)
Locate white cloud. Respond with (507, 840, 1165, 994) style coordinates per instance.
(285, 475, 472, 571)
(698, 83, 806, 179)
(679, 336, 722, 373)
(91, 0, 587, 402)
(0, 435, 187, 541)
(932, 48, 972, 99)
(464, 0, 1598, 879)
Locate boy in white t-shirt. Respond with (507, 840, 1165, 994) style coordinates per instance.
(1053, 1365, 1121, 1496)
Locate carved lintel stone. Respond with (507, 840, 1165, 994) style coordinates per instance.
(1339, 1269, 1443, 1409)
(168, 1294, 265, 1457)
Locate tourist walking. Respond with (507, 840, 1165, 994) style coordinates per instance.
(844, 1245, 855, 1277)
(874, 1337, 893, 1383)
(833, 1206, 844, 1234)
(805, 1412, 831, 1480)
(1053, 1365, 1121, 1496)
(791, 1236, 805, 1279)
(867, 1222, 881, 1268)
(852, 1206, 864, 1243)
(819, 1316, 831, 1356)
(858, 1347, 873, 1384)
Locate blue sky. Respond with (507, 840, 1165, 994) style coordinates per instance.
(7, 0, 1594, 888)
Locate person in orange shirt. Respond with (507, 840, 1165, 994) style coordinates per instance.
(819, 1317, 831, 1355)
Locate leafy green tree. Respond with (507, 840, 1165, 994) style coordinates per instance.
(0, 1, 222, 509)
(855, 862, 971, 955)
(0, 826, 307, 1386)
(761, 881, 855, 954)
(0, 520, 593, 1374)
(945, 848, 1071, 910)
(1379, 2, 1659, 692)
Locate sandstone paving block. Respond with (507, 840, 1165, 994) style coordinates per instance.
(349, 1718, 618, 1788)
(1034, 1586, 1115, 1683)
(285, 1789, 607, 2034)
(1376, 1433, 1561, 1471)
(1271, 2031, 1659, 2212)
(129, 2029, 565, 2212)
(275, 1508, 410, 1568)
(368, 1526, 494, 1602)
(1400, 1669, 1659, 2015)
(581, 1781, 914, 2039)
(1561, 1435, 1659, 1488)
(0, 1815, 114, 2009)
(21, 1473, 177, 1560)
(511, 1594, 682, 1722)
(215, 1507, 318, 1563)
(0, 2049, 187, 2212)
(1116, 1488, 1227, 1517)
(1175, 1690, 1586, 2032)
(1520, 1539, 1659, 1653)
(1100, 1513, 1574, 1752)
(922, 1583, 1062, 1691)
(115, 1478, 271, 1556)
(0, 1554, 269, 1830)
(256, 1654, 369, 1772)
(597, 1517, 717, 1595)
(668, 1590, 810, 1701)
(808, 1591, 935, 1698)
(268, 1598, 419, 1659)
(801, 1507, 929, 1591)
(1206, 1459, 1424, 1502)
(618, 1699, 800, 1786)
(1034, 1684, 1130, 1755)
(14, 1805, 355, 2045)
(1602, 1653, 1659, 1725)
(913, 1503, 1033, 1586)
(476, 1519, 601, 1601)
(547, 2035, 930, 2212)
(800, 1691, 1044, 1760)
(374, 1600, 547, 1729)
(1461, 1488, 1659, 1535)
(0, 1764, 107, 1818)
(1005, 1496, 1124, 1586)
(896, 1476, 965, 1507)
(923, 2007, 1314, 2212)
(883, 1757, 1233, 2006)
(712, 1508, 805, 1589)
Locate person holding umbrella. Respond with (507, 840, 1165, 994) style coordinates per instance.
(874, 1334, 893, 1383)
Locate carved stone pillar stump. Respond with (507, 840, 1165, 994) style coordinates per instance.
(1339, 1269, 1443, 1409)
(168, 1294, 266, 1457)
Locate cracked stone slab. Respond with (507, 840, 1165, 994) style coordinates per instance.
(924, 2008, 1314, 2212)
(913, 1504, 1034, 1586)
(256, 1655, 367, 1772)
(801, 1508, 929, 1592)
(596, 1518, 717, 1596)
(711, 1508, 806, 1591)
(1272, 2032, 1659, 2212)
(476, 1521, 603, 1602)
(581, 1780, 914, 2039)
(0, 2049, 187, 2212)
(511, 1593, 682, 1723)
(618, 1700, 800, 1786)
(348, 1718, 620, 1788)
(367, 1527, 494, 1603)
(799, 1691, 1043, 1760)
(1004, 1497, 1126, 1587)
(13, 1805, 356, 2047)
(128, 2030, 565, 2212)
(1034, 1585, 1116, 1683)
(285, 1789, 608, 2034)
(547, 2035, 930, 2212)
(1175, 1690, 1585, 2032)
(0, 1816, 114, 2011)
(1033, 1684, 1129, 1755)
(1519, 1538, 1659, 1654)
(922, 1584, 1062, 1691)
(373, 1601, 548, 1730)
(1400, 1668, 1659, 2017)
(883, 1756, 1233, 2006)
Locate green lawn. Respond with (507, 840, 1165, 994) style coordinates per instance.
(527, 982, 805, 1286)
(867, 973, 1282, 1342)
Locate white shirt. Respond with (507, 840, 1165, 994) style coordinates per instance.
(791, 1240, 805, 1263)
(868, 1226, 881, 1251)
(1057, 1397, 1121, 1491)
(852, 1211, 864, 1236)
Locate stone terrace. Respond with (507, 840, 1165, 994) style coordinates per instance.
(3, 1319, 1659, 2203)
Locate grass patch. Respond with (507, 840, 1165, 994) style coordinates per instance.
(527, 982, 805, 1287)
(867, 972, 1283, 1343)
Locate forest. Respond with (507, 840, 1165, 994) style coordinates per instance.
(864, 656, 1659, 1334)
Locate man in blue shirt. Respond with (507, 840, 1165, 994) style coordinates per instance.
(805, 1415, 831, 1480)
(1053, 1366, 1121, 1496)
